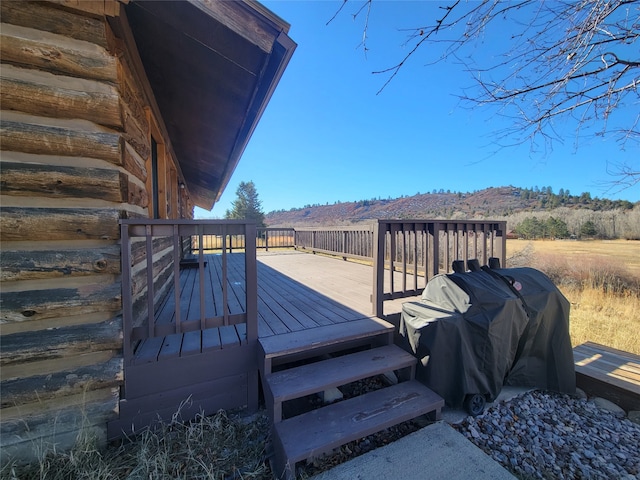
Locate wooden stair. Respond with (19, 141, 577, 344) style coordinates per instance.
(259, 318, 444, 479)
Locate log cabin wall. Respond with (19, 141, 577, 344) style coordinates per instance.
(0, 0, 191, 462)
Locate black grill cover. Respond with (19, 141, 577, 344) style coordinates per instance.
(399, 267, 575, 408)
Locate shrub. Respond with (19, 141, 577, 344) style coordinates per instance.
(528, 252, 639, 295)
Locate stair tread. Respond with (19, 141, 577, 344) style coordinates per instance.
(267, 345, 416, 403)
(259, 317, 393, 359)
(274, 380, 444, 464)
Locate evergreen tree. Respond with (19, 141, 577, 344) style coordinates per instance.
(515, 217, 545, 239)
(225, 181, 265, 227)
(580, 220, 598, 238)
(546, 217, 569, 239)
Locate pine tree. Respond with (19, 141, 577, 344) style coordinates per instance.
(580, 220, 598, 238)
(225, 181, 265, 227)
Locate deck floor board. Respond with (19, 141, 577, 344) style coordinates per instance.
(133, 250, 417, 362)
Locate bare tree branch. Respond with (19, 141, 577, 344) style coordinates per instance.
(332, 0, 640, 188)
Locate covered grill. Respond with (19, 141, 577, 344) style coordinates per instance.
(400, 262, 576, 415)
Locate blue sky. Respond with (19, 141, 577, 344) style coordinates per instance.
(196, 1, 639, 218)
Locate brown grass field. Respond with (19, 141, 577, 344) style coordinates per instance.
(507, 239, 640, 355)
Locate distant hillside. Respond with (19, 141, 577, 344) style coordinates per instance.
(265, 186, 636, 227)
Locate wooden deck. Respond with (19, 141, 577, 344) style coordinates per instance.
(256, 250, 420, 320)
(133, 250, 410, 363)
(574, 341, 640, 411)
(255, 251, 375, 337)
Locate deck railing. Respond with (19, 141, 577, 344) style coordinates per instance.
(289, 220, 506, 317)
(189, 227, 295, 252)
(121, 220, 505, 346)
(294, 225, 374, 261)
(120, 219, 258, 364)
(371, 220, 506, 317)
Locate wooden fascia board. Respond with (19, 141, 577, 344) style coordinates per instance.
(244, 0, 291, 35)
(188, 0, 287, 54)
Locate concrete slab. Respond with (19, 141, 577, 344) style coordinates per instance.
(310, 421, 515, 480)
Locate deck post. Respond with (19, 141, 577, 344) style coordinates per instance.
(245, 222, 259, 411)
(199, 224, 206, 328)
(121, 222, 133, 365)
(499, 223, 507, 267)
(429, 222, 440, 279)
(372, 221, 386, 317)
(245, 223, 258, 342)
(342, 230, 347, 261)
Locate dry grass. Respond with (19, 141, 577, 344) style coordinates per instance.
(565, 286, 640, 355)
(507, 239, 640, 355)
(508, 239, 640, 276)
(0, 410, 272, 480)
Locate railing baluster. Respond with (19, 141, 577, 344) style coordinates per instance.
(389, 224, 396, 296)
(473, 224, 479, 261)
(401, 224, 407, 294)
(481, 223, 488, 265)
(444, 224, 451, 273)
(413, 225, 419, 292)
(463, 224, 469, 268)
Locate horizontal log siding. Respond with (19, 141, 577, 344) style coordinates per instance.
(0, 319, 122, 368)
(0, 25, 117, 84)
(0, 207, 122, 242)
(0, 2, 110, 49)
(0, 2, 153, 462)
(0, 387, 120, 464)
(0, 162, 128, 201)
(0, 64, 122, 128)
(0, 114, 123, 163)
(0, 245, 121, 282)
(1, 357, 123, 409)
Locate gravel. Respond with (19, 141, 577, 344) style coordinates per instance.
(453, 390, 640, 479)
(286, 375, 640, 479)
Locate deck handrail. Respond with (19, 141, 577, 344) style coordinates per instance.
(120, 219, 258, 365)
